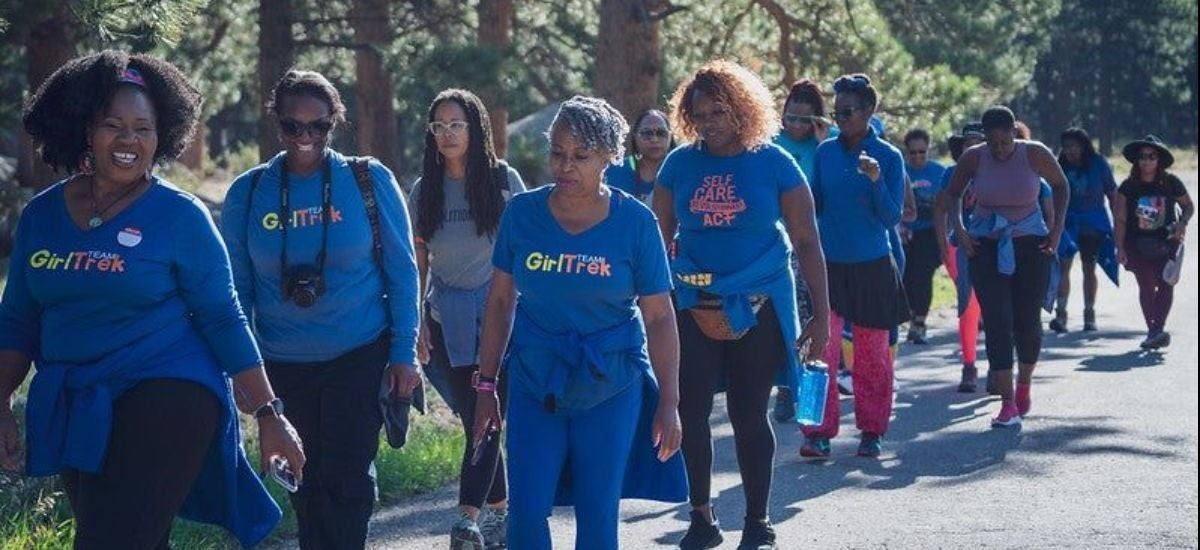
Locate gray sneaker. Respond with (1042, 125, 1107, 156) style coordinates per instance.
(450, 516, 486, 550)
(478, 508, 507, 549)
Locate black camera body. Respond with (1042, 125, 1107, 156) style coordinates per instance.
(283, 264, 326, 308)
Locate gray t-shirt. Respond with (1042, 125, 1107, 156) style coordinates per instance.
(411, 164, 525, 290)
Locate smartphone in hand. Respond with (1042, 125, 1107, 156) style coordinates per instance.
(270, 455, 299, 493)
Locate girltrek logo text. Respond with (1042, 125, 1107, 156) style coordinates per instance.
(261, 206, 344, 230)
(524, 252, 612, 277)
(29, 249, 126, 273)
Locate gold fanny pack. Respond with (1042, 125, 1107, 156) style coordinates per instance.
(688, 293, 768, 341)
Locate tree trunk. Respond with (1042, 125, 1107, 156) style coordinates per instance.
(258, 0, 294, 162)
(179, 124, 206, 170)
(19, 1, 77, 190)
(351, 0, 402, 173)
(477, 0, 514, 158)
(594, 0, 667, 122)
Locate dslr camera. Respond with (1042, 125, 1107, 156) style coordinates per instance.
(283, 264, 326, 308)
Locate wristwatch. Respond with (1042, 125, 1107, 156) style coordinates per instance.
(254, 398, 285, 420)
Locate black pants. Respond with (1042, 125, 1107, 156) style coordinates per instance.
(903, 228, 943, 318)
(63, 379, 220, 550)
(265, 337, 389, 550)
(969, 236, 1051, 371)
(425, 311, 508, 508)
(678, 300, 784, 521)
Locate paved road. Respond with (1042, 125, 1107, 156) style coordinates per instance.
(297, 172, 1200, 549)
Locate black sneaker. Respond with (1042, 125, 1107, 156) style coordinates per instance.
(772, 386, 795, 423)
(907, 322, 928, 345)
(737, 518, 777, 550)
(957, 364, 978, 393)
(1049, 310, 1068, 334)
(679, 509, 723, 549)
(1083, 308, 1097, 332)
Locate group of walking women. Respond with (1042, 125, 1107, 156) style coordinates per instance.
(0, 49, 1191, 550)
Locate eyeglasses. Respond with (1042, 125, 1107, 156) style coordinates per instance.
(637, 128, 670, 140)
(691, 107, 731, 126)
(908, 150, 928, 155)
(428, 121, 469, 137)
(1139, 154, 1159, 161)
(280, 118, 334, 138)
(829, 107, 862, 121)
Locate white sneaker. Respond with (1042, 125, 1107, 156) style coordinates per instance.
(837, 369, 854, 396)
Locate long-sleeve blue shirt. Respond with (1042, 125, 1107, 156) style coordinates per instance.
(221, 150, 419, 365)
(0, 178, 280, 546)
(810, 127, 907, 263)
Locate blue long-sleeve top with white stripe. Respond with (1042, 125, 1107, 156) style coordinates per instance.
(221, 149, 420, 365)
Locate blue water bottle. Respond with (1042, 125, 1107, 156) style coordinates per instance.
(795, 360, 829, 426)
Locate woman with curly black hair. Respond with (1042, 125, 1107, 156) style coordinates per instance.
(1049, 127, 1119, 333)
(221, 69, 420, 549)
(0, 50, 305, 549)
(654, 60, 830, 550)
(410, 88, 525, 549)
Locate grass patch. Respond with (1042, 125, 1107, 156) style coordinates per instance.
(1, 386, 462, 549)
(931, 268, 956, 312)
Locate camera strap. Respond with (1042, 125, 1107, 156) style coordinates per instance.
(349, 157, 391, 323)
(279, 153, 334, 298)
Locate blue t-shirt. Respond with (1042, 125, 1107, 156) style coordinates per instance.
(811, 128, 907, 263)
(906, 160, 947, 232)
(1064, 155, 1117, 216)
(656, 143, 805, 275)
(493, 186, 671, 335)
(604, 157, 656, 203)
(774, 125, 840, 182)
(222, 150, 419, 365)
(492, 186, 671, 408)
(0, 179, 259, 372)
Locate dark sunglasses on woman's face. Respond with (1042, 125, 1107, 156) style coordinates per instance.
(280, 118, 334, 138)
(637, 128, 670, 140)
(1139, 154, 1159, 161)
(829, 107, 861, 121)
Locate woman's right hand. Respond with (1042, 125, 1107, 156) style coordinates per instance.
(258, 415, 306, 484)
(471, 391, 502, 451)
(954, 226, 977, 258)
(1117, 246, 1128, 266)
(0, 408, 22, 472)
(416, 323, 431, 365)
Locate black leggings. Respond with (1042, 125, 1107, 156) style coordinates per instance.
(969, 236, 1051, 371)
(679, 300, 785, 521)
(63, 378, 220, 550)
(903, 228, 943, 318)
(425, 312, 508, 508)
(266, 337, 388, 550)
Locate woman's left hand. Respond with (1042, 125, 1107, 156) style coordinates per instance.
(387, 363, 422, 398)
(1041, 230, 1062, 256)
(258, 415, 306, 483)
(798, 314, 830, 363)
(651, 401, 682, 462)
(1170, 222, 1187, 243)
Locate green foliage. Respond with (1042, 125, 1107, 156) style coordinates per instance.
(73, 0, 208, 48)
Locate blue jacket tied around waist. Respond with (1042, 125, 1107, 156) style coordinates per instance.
(505, 307, 689, 506)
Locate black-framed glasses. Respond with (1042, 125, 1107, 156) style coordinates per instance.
(908, 149, 929, 155)
(1139, 153, 1159, 161)
(692, 107, 731, 125)
(829, 107, 861, 121)
(637, 128, 670, 140)
(428, 121, 469, 137)
(280, 118, 334, 138)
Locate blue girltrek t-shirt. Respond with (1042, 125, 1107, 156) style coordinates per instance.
(774, 126, 840, 181)
(492, 186, 672, 409)
(811, 127, 907, 263)
(222, 150, 420, 365)
(604, 157, 656, 203)
(656, 143, 806, 275)
(1064, 155, 1117, 218)
(906, 160, 947, 232)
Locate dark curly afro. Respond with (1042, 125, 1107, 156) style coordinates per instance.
(22, 50, 202, 173)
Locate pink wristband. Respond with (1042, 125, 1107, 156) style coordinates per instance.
(475, 381, 497, 394)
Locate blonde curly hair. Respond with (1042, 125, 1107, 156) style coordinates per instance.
(668, 60, 778, 150)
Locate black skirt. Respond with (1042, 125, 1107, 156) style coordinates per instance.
(827, 255, 911, 329)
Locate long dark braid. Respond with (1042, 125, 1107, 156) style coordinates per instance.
(416, 89, 505, 241)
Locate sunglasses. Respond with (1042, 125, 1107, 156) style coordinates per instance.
(908, 149, 928, 155)
(1139, 154, 1159, 161)
(783, 114, 818, 126)
(280, 118, 334, 138)
(829, 107, 863, 121)
(637, 128, 670, 140)
(429, 121, 469, 137)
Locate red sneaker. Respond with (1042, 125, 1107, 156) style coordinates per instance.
(991, 401, 1021, 428)
(1016, 383, 1032, 417)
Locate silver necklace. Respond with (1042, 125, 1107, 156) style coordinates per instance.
(88, 176, 146, 228)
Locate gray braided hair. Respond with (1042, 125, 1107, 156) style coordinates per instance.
(547, 95, 629, 163)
